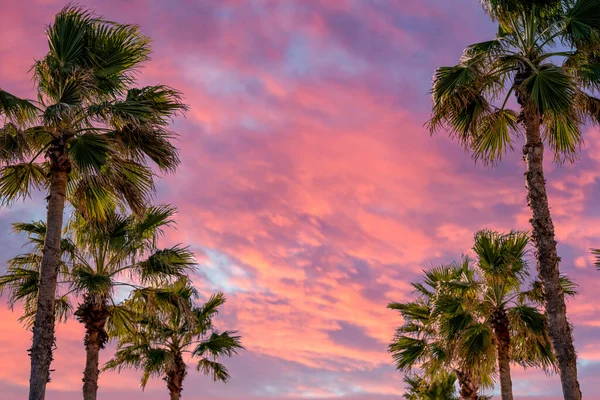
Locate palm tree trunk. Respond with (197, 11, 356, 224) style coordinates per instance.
(522, 107, 581, 400)
(82, 333, 101, 400)
(28, 168, 68, 400)
(455, 370, 479, 400)
(166, 353, 186, 400)
(76, 296, 110, 400)
(166, 373, 183, 400)
(492, 309, 513, 400)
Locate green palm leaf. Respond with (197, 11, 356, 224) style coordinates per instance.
(524, 66, 576, 116)
(0, 163, 46, 204)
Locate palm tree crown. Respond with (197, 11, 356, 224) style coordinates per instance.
(105, 280, 243, 400)
(0, 6, 187, 216)
(430, 0, 600, 164)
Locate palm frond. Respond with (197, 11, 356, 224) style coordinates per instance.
(471, 109, 518, 165)
(0, 163, 46, 204)
(67, 133, 112, 175)
(564, 0, 600, 45)
(193, 330, 243, 360)
(524, 66, 576, 116)
(0, 89, 39, 124)
(135, 246, 196, 285)
(196, 359, 231, 382)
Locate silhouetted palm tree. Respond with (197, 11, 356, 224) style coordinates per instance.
(105, 280, 243, 400)
(0, 206, 195, 400)
(0, 7, 187, 397)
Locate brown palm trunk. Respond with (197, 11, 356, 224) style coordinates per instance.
(28, 164, 68, 400)
(76, 296, 110, 400)
(522, 107, 582, 400)
(166, 353, 187, 400)
(491, 309, 513, 400)
(455, 370, 479, 400)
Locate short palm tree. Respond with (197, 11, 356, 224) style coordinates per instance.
(402, 371, 460, 400)
(428, 2, 600, 397)
(390, 239, 558, 400)
(460, 230, 555, 400)
(105, 280, 243, 400)
(0, 7, 187, 398)
(388, 261, 495, 400)
(0, 205, 196, 400)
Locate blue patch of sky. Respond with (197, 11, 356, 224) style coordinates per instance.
(196, 248, 250, 293)
(284, 32, 368, 79)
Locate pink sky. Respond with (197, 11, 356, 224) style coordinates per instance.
(2, 1, 600, 399)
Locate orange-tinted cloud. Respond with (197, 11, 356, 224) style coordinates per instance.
(1, 1, 599, 400)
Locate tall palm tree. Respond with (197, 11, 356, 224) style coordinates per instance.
(388, 261, 495, 400)
(105, 280, 244, 400)
(428, 1, 600, 397)
(0, 7, 187, 398)
(0, 206, 196, 400)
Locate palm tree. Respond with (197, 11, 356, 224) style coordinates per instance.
(428, 1, 600, 397)
(0, 7, 187, 398)
(390, 247, 558, 399)
(402, 372, 460, 400)
(105, 280, 244, 400)
(388, 261, 495, 400)
(0, 206, 196, 400)
(465, 230, 555, 400)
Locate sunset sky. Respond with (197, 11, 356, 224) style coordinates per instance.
(2, 1, 600, 399)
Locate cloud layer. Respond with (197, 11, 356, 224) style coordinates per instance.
(1, 0, 600, 399)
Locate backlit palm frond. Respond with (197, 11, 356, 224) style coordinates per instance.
(0, 89, 39, 125)
(67, 133, 113, 175)
(471, 109, 518, 165)
(109, 124, 180, 172)
(196, 359, 231, 383)
(135, 245, 196, 285)
(193, 331, 243, 359)
(0, 162, 46, 205)
(71, 264, 113, 296)
(84, 20, 150, 96)
(542, 110, 583, 163)
(564, 0, 600, 45)
(524, 66, 576, 117)
(194, 292, 226, 331)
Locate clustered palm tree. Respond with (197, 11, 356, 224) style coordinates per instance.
(105, 280, 243, 400)
(0, 206, 201, 400)
(0, 5, 246, 400)
(389, 230, 564, 400)
(429, 1, 600, 397)
(0, 6, 190, 399)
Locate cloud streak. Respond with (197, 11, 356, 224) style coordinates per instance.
(1, 0, 600, 399)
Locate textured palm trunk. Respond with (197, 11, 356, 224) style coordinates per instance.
(455, 370, 479, 400)
(522, 107, 582, 400)
(166, 353, 187, 400)
(76, 296, 111, 400)
(29, 146, 69, 400)
(491, 309, 513, 400)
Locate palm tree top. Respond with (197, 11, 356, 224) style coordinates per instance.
(0, 5, 188, 219)
(429, 0, 600, 165)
